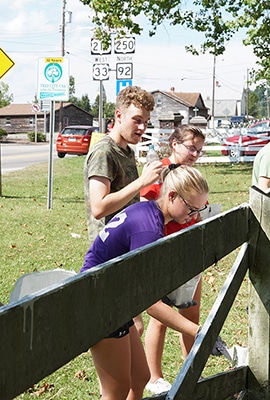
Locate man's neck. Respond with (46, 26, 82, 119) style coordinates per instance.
(109, 129, 128, 149)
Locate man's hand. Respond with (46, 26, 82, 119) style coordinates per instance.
(140, 161, 163, 186)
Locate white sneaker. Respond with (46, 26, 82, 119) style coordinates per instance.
(145, 378, 172, 394)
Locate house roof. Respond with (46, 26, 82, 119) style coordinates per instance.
(0, 102, 92, 116)
(152, 90, 207, 109)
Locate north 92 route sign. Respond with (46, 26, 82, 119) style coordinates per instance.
(116, 63, 133, 80)
(93, 64, 110, 80)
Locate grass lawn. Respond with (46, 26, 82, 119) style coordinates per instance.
(0, 157, 253, 399)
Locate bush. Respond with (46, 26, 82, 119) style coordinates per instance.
(0, 128, 7, 140)
(27, 131, 46, 142)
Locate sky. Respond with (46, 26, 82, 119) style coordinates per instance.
(0, 0, 258, 105)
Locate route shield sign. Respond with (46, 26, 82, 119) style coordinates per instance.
(0, 48, 15, 79)
(116, 63, 133, 80)
(37, 57, 69, 101)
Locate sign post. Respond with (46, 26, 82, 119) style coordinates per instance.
(91, 38, 112, 131)
(32, 103, 40, 143)
(114, 37, 135, 95)
(90, 36, 136, 128)
(37, 57, 69, 209)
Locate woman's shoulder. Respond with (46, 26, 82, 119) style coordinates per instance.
(126, 200, 157, 217)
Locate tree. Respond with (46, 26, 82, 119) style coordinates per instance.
(0, 82, 13, 108)
(91, 95, 115, 119)
(68, 76, 91, 112)
(69, 75, 76, 99)
(243, 84, 270, 120)
(80, 0, 270, 83)
(80, 94, 91, 113)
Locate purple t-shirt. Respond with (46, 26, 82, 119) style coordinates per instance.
(81, 201, 164, 272)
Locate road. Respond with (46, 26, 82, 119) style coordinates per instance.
(0, 142, 254, 175)
(0, 142, 60, 174)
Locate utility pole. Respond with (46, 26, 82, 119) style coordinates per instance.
(62, 0, 66, 57)
(59, 0, 66, 133)
(211, 54, 216, 129)
(246, 68, 249, 120)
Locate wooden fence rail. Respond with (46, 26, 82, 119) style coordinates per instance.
(0, 187, 269, 399)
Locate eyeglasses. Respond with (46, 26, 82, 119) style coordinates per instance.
(179, 143, 205, 157)
(179, 195, 207, 216)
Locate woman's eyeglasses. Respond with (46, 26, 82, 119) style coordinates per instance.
(179, 195, 207, 216)
(179, 143, 205, 157)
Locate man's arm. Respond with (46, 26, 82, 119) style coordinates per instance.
(89, 161, 163, 219)
(257, 176, 270, 192)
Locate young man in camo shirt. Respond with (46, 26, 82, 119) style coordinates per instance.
(84, 85, 162, 244)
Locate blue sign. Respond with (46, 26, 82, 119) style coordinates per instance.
(116, 79, 132, 96)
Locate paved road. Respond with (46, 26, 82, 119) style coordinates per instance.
(0, 142, 60, 174)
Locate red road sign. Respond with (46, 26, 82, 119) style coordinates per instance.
(32, 103, 40, 113)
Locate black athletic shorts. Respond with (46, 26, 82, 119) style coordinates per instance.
(107, 319, 134, 339)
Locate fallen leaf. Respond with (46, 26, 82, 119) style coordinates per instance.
(74, 370, 89, 381)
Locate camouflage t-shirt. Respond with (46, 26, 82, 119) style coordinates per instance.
(84, 135, 140, 243)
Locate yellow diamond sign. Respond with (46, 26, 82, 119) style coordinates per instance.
(0, 48, 15, 79)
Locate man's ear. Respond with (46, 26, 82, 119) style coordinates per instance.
(115, 109, 121, 121)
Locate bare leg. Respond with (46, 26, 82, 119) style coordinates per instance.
(134, 313, 144, 337)
(144, 316, 167, 382)
(179, 278, 202, 359)
(91, 326, 149, 400)
(127, 325, 150, 400)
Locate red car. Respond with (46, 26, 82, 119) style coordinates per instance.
(221, 120, 270, 157)
(56, 125, 99, 158)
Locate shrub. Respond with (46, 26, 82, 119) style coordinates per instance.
(27, 131, 46, 142)
(0, 128, 7, 140)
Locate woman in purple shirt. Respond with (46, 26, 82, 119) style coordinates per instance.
(81, 165, 209, 400)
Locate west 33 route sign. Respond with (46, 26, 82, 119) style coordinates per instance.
(92, 63, 110, 81)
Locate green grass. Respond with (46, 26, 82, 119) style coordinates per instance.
(0, 158, 253, 399)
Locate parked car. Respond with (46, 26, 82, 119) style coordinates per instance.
(56, 125, 99, 158)
(230, 115, 247, 127)
(221, 120, 270, 157)
(217, 119, 231, 128)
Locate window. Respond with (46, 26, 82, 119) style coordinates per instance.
(29, 118, 34, 125)
(6, 117, 10, 126)
(156, 98, 162, 107)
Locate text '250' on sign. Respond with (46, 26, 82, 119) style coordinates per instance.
(92, 64, 110, 80)
(114, 37, 135, 54)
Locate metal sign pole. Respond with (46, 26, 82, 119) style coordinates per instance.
(35, 112, 37, 143)
(99, 80, 103, 132)
(0, 141, 2, 197)
(47, 100, 55, 210)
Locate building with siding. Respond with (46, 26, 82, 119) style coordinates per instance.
(150, 89, 209, 129)
(0, 103, 93, 134)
